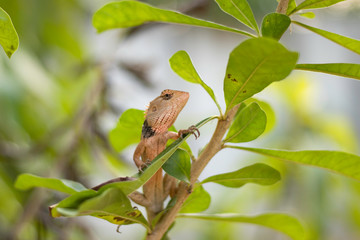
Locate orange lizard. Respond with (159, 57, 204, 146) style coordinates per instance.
(133, 89, 198, 224)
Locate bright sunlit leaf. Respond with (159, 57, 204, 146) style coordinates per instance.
(214, 0, 259, 33)
(224, 37, 298, 111)
(201, 163, 280, 188)
(293, 21, 360, 55)
(289, 0, 345, 15)
(225, 102, 267, 143)
(286, 0, 297, 15)
(231, 146, 360, 181)
(179, 185, 211, 213)
(0, 7, 19, 58)
(299, 12, 316, 19)
(15, 174, 87, 194)
(177, 213, 305, 240)
(296, 63, 360, 81)
(109, 108, 144, 152)
(261, 13, 291, 40)
(245, 98, 276, 135)
(93, 1, 254, 37)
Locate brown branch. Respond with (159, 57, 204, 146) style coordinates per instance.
(91, 176, 136, 191)
(276, 0, 290, 14)
(146, 105, 240, 240)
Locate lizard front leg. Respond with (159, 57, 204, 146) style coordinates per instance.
(133, 141, 151, 171)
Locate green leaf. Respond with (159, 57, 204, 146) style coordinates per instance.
(51, 188, 150, 231)
(223, 37, 298, 111)
(293, 21, 360, 55)
(163, 149, 191, 182)
(169, 50, 222, 114)
(93, 1, 255, 38)
(177, 213, 305, 240)
(201, 163, 280, 188)
(261, 13, 291, 40)
(295, 63, 360, 80)
(109, 108, 144, 152)
(286, 0, 297, 15)
(179, 185, 211, 213)
(225, 102, 266, 143)
(0, 7, 19, 58)
(299, 12, 316, 19)
(289, 0, 345, 15)
(214, 0, 259, 33)
(50, 189, 99, 217)
(230, 146, 360, 181)
(15, 173, 87, 194)
(244, 98, 276, 135)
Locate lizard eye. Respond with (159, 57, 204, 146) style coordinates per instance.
(152, 106, 157, 112)
(162, 93, 173, 100)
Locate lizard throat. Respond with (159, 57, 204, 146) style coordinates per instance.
(141, 119, 155, 138)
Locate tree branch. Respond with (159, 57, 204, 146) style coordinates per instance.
(276, 0, 290, 14)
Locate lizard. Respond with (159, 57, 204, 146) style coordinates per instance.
(133, 89, 199, 224)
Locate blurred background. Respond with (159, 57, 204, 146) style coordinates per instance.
(1, 0, 360, 239)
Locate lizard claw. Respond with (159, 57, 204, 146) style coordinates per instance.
(179, 125, 200, 140)
(138, 160, 151, 173)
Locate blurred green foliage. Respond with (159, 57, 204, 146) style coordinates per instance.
(0, 0, 114, 239)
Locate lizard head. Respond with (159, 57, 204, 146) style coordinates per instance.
(145, 89, 189, 133)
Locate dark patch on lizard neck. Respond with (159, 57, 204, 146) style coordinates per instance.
(142, 119, 155, 138)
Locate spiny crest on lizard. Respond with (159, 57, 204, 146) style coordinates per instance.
(143, 89, 189, 135)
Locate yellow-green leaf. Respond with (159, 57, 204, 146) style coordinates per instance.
(201, 163, 280, 188)
(0, 7, 19, 58)
(15, 174, 87, 194)
(261, 13, 291, 40)
(289, 0, 345, 15)
(214, 0, 259, 34)
(109, 108, 144, 152)
(296, 63, 360, 81)
(179, 185, 211, 213)
(225, 102, 267, 143)
(231, 146, 360, 181)
(299, 12, 316, 19)
(177, 213, 305, 240)
(293, 21, 360, 55)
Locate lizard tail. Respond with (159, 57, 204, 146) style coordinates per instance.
(144, 169, 163, 224)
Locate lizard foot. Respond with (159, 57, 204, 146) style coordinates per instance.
(179, 125, 200, 139)
(138, 160, 151, 173)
